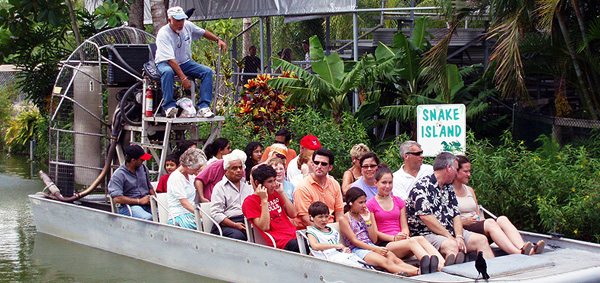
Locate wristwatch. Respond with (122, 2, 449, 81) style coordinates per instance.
(215, 37, 223, 42)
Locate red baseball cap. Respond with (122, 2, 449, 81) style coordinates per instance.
(125, 145, 152, 161)
(300, 135, 321, 150)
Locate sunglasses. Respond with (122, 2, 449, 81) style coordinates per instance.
(313, 161, 329, 167)
(406, 151, 423, 156)
(361, 164, 378, 169)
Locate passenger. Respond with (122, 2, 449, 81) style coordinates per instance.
(204, 137, 231, 165)
(260, 128, 297, 166)
(392, 141, 433, 200)
(195, 150, 246, 203)
(242, 164, 299, 252)
(367, 165, 445, 270)
(155, 6, 226, 119)
(167, 148, 206, 229)
(289, 149, 314, 187)
(287, 135, 321, 182)
(155, 154, 180, 193)
(406, 152, 495, 263)
(108, 145, 155, 220)
(342, 143, 370, 195)
(453, 155, 545, 255)
(243, 141, 263, 182)
(340, 187, 421, 276)
(306, 201, 364, 268)
(266, 157, 295, 203)
(175, 140, 197, 159)
(293, 148, 344, 229)
(210, 150, 253, 240)
(350, 152, 380, 200)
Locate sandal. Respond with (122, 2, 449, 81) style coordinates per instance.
(445, 254, 456, 266)
(420, 255, 431, 274)
(521, 241, 532, 255)
(455, 252, 465, 264)
(395, 272, 410, 277)
(429, 255, 439, 273)
(533, 240, 545, 254)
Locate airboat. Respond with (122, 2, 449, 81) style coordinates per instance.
(29, 27, 600, 282)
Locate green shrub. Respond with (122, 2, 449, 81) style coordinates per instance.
(467, 131, 600, 243)
(0, 84, 16, 149)
(4, 105, 45, 154)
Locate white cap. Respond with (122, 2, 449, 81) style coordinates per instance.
(167, 6, 188, 20)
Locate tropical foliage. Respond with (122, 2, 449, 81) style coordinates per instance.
(268, 35, 369, 123)
(237, 73, 296, 134)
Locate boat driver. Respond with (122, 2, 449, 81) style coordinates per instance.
(108, 145, 155, 220)
(154, 6, 227, 119)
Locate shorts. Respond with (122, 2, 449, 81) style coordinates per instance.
(423, 229, 474, 250)
(463, 219, 485, 234)
(351, 243, 377, 259)
(464, 220, 493, 243)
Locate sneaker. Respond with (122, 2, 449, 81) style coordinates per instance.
(196, 107, 215, 118)
(165, 107, 177, 118)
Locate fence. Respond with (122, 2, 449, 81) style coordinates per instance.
(513, 111, 600, 148)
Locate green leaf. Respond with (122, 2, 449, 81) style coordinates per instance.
(94, 18, 108, 30)
(116, 12, 129, 22)
(412, 17, 428, 50)
(312, 52, 344, 87)
(374, 42, 395, 62)
(309, 35, 325, 61)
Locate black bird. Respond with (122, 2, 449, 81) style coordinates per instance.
(475, 251, 490, 281)
(185, 8, 196, 19)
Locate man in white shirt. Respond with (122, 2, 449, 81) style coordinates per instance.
(392, 141, 433, 200)
(210, 150, 253, 240)
(155, 6, 227, 118)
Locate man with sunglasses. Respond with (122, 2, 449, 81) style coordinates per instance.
(392, 141, 433, 200)
(155, 6, 227, 119)
(293, 148, 344, 229)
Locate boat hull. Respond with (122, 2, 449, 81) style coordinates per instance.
(29, 195, 405, 282)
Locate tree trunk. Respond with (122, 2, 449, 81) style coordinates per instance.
(151, 0, 167, 36)
(128, 0, 144, 30)
(556, 11, 598, 120)
(242, 18, 252, 57)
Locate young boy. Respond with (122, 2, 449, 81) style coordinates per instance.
(242, 164, 299, 252)
(155, 154, 179, 193)
(306, 201, 363, 268)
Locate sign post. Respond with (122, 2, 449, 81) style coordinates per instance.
(416, 104, 466, 157)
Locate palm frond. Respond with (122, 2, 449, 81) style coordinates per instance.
(380, 104, 416, 122)
(535, 0, 560, 33)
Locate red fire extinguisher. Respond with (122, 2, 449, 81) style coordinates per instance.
(145, 88, 153, 117)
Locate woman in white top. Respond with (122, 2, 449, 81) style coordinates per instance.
(167, 148, 207, 229)
(453, 155, 544, 255)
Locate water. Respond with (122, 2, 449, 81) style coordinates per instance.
(0, 154, 218, 282)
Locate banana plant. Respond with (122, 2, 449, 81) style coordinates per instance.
(268, 35, 370, 123)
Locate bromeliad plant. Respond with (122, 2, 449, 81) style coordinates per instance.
(238, 73, 295, 134)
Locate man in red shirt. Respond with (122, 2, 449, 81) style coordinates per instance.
(242, 164, 299, 252)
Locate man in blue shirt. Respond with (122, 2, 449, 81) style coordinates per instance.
(154, 6, 227, 119)
(108, 145, 155, 220)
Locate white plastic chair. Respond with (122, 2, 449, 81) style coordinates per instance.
(244, 217, 276, 247)
(109, 194, 132, 216)
(195, 202, 223, 236)
(150, 193, 173, 224)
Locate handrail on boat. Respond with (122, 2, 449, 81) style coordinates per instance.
(196, 203, 223, 236)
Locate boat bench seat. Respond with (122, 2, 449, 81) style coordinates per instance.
(244, 217, 277, 247)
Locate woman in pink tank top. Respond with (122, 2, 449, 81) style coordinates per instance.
(367, 166, 444, 270)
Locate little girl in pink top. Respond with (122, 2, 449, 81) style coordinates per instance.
(366, 165, 445, 271)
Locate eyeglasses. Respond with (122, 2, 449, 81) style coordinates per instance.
(361, 164, 378, 169)
(406, 151, 423, 156)
(313, 161, 329, 167)
(177, 35, 182, 48)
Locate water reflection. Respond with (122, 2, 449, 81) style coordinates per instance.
(0, 154, 219, 282)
